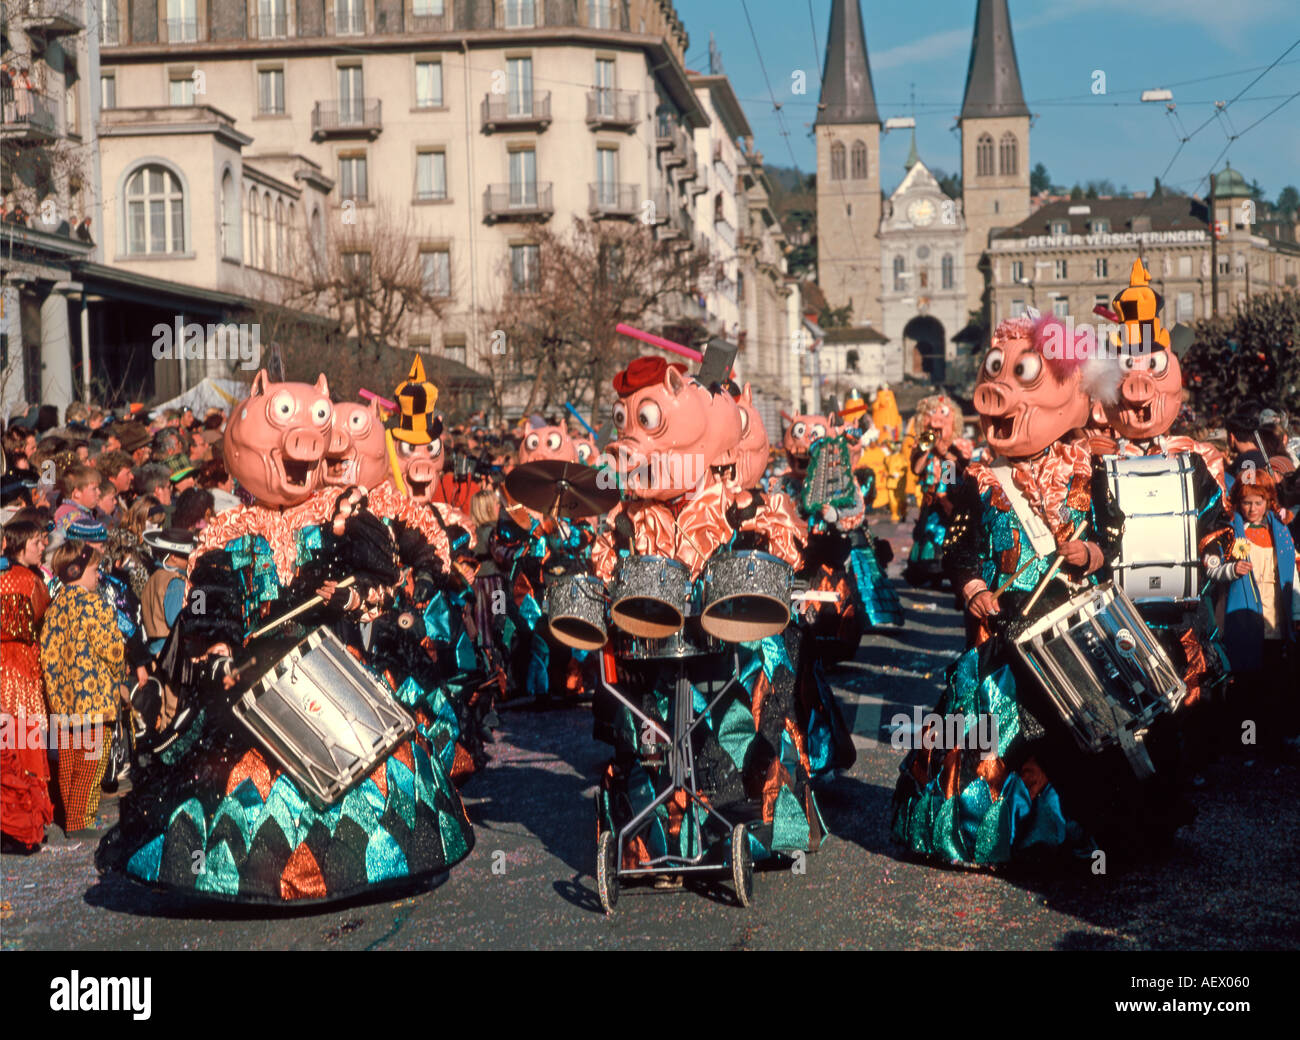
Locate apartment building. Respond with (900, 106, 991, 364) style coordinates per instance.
(97, 1, 730, 387)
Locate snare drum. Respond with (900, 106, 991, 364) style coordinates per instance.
(699, 551, 793, 643)
(546, 573, 609, 651)
(609, 555, 693, 639)
(1013, 582, 1185, 777)
(231, 628, 416, 809)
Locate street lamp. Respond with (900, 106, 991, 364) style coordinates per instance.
(1140, 88, 1174, 103)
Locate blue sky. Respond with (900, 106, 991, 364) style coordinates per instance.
(675, 0, 1300, 201)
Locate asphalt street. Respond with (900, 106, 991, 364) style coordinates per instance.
(3, 519, 1298, 951)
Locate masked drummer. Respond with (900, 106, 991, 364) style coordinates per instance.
(902, 394, 973, 590)
(590, 356, 826, 869)
(892, 314, 1192, 869)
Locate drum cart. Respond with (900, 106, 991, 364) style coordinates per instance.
(594, 649, 755, 914)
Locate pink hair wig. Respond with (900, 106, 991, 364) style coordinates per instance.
(990, 315, 1088, 382)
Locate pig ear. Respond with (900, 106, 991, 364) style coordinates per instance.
(742, 382, 753, 403)
(664, 365, 686, 396)
(250, 370, 269, 397)
(368, 397, 382, 419)
(315, 372, 330, 397)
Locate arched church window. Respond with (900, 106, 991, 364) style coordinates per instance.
(893, 255, 905, 291)
(976, 133, 994, 177)
(999, 132, 1017, 176)
(851, 140, 867, 179)
(941, 254, 954, 289)
(830, 141, 846, 181)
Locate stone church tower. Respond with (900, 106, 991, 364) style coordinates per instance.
(814, 0, 882, 327)
(959, 0, 1031, 318)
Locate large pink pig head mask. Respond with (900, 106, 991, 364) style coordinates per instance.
(225, 370, 333, 507)
(725, 382, 770, 490)
(782, 414, 837, 477)
(388, 356, 444, 504)
(609, 356, 742, 501)
(326, 399, 389, 490)
(974, 316, 1090, 460)
(517, 423, 577, 465)
(1099, 263, 1184, 442)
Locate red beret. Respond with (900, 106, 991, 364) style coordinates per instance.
(613, 356, 687, 398)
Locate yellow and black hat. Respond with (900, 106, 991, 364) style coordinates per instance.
(391, 355, 441, 445)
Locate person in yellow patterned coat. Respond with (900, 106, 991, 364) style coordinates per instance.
(40, 538, 126, 834)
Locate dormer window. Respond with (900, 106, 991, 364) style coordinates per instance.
(1050, 219, 1069, 235)
(1090, 218, 1110, 233)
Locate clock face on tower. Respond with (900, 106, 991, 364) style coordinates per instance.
(908, 199, 936, 226)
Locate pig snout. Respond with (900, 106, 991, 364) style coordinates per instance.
(327, 424, 351, 457)
(406, 457, 438, 484)
(283, 427, 326, 461)
(1121, 371, 1156, 405)
(973, 382, 1015, 417)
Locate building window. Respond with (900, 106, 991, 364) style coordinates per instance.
(1052, 297, 1069, 318)
(261, 191, 273, 269)
(221, 169, 240, 260)
(595, 146, 618, 205)
(64, 59, 80, 134)
(851, 140, 867, 179)
(125, 164, 185, 255)
(1094, 294, 1109, 311)
(507, 57, 533, 117)
(1095, 257, 1108, 279)
(100, 72, 116, 110)
(1216, 255, 1229, 275)
(169, 75, 195, 106)
(511, 243, 540, 293)
(1091, 217, 1110, 233)
(846, 350, 860, 373)
(1010, 260, 1024, 283)
(998, 132, 1017, 176)
(594, 57, 616, 116)
(941, 254, 954, 289)
(421, 248, 451, 297)
(258, 68, 285, 115)
(1176, 292, 1193, 321)
(509, 148, 537, 206)
(1050, 219, 1069, 235)
(893, 255, 905, 292)
(1054, 259, 1068, 279)
(415, 61, 443, 109)
(504, 0, 535, 29)
(275, 198, 286, 272)
(335, 0, 365, 34)
(255, 0, 289, 38)
(415, 150, 447, 201)
(830, 141, 846, 181)
(167, 0, 198, 42)
(338, 65, 364, 124)
(342, 250, 371, 284)
(311, 205, 324, 256)
(247, 189, 259, 265)
(976, 133, 994, 177)
(339, 154, 368, 202)
(1011, 298, 1024, 314)
(1178, 255, 1192, 277)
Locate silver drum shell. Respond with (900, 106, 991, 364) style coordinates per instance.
(609, 554, 693, 638)
(699, 550, 793, 643)
(545, 573, 609, 651)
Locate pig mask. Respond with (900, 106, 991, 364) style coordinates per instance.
(225, 371, 333, 507)
(733, 384, 771, 490)
(1101, 349, 1183, 442)
(610, 356, 742, 502)
(395, 433, 445, 503)
(974, 317, 1089, 461)
(326, 400, 389, 490)
(782, 414, 837, 477)
(917, 395, 957, 445)
(517, 425, 577, 465)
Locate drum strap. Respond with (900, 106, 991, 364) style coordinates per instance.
(990, 465, 1057, 559)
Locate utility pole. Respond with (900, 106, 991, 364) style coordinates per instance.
(1209, 173, 1219, 317)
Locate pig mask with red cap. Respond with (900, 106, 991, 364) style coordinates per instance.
(782, 414, 838, 477)
(225, 370, 334, 507)
(974, 316, 1090, 461)
(610, 356, 742, 501)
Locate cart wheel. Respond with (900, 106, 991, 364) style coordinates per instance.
(731, 823, 754, 909)
(596, 829, 619, 914)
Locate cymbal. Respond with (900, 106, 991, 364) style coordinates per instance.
(505, 459, 619, 518)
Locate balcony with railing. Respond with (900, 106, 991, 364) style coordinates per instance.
(166, 17, 199, 42)
(678, 141, 699, 181)
(688, 162, 708, 196)
(657, 204, 692, 242)
(657, 119, 689, 166)
(333, 7, 366, 35)
(580, 1, 628, 30)
(311, 99, 383, 140)
(496, 1, 538, 28)
(481, 91, 552, 133)
(483, 182, 554, 223)
(586, 89, 638, 131)
(22, 0, 84, 37)
(589, 182, 639, 219)
(408, 6, 451, 32)
(647, 190, 671, 226)
(252, 11, 289, 38)
(713, 211, 737, 248)
(0, 90, 59, 139)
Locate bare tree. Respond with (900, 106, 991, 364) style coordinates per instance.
(479, 217, 718, 423)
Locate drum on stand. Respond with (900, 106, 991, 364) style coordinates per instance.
(609, 555, 693, 639)
(1104, 453, 1200, 605)
(1012, 581, 1186, 778)
(699, 551, 793, 643)
(611, 615, 721, 661)
(545, 573, 609, 651)
(231, 628, 416, 810)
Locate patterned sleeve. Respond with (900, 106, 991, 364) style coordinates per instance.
(942, 474, 986, 592)
(747, 493, 806, 570)
(87, 593, 127, 676)
(591, 506, 624, 583)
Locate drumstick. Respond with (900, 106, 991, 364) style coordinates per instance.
(990, 555, 1039, 602)
(248, 576, 357, 640)
(1021, 519, 1089, 616)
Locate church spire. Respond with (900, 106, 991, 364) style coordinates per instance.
(815, 0, 880, 126)
(904, 129, 919, 171)
(960, 0, 1030, 120)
